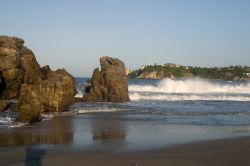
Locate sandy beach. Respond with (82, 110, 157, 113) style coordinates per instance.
(1, 136, 250, 166)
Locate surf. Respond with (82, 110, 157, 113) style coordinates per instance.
(129, 78, 250, 101)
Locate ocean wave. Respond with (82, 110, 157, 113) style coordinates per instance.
(128, 78, 250, 101)
(129, 78, 250, 94)
(129, 92, 250, 101)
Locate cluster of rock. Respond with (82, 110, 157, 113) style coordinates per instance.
(83, 56, 129, 102)
(0, 36, 76, 123)
(0, 35, 129, 124)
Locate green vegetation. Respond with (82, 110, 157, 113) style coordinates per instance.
(128, 64, 250, 80)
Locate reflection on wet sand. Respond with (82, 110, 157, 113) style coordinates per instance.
(0, 116, 73, 147)
(91, 115, 127, 142)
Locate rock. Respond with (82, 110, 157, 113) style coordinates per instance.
(16, 68, 76, 123)
(0, 36, 77, 123)
(0, 36, 41, 99)
(15, 84, 43, 123)
(41, 65, 52, 80)
(137, 71, 165, 79)
(83, 56, 129, 102)
(0, 71, 5, 96)
(0, 100, 7, 112)
(20, 46, 41, 84)
(39, 68, 77, 112)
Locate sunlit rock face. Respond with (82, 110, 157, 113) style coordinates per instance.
(0, 36, 76, 123)
(0, 36, 41, 99)
(83, 56, 129, 102)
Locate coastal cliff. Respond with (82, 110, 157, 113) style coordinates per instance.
(128, 63, 250, 80)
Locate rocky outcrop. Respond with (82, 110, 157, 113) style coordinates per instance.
(0, 36, 76, 123)
(0, 100, 7, 112)
(0, 36, 41, 99)
(16, 67, 76, 123)
(83, 56, 129, 102)
(137, 71, 166, 79)
(37, 68, 76, 112)
(15, 84, 43, 123)
(128, 69, 175, 80)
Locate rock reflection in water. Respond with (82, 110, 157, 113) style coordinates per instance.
(0, 116, 73, 147)
(91, 115, 127, 142)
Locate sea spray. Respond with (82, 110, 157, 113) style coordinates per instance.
(129, 78, 250, 101)
(129, 78, 250, 94)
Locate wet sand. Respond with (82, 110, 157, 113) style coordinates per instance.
(0, 136, 240, 166)
(36, 137, 249, 166)
(1, 115, 250, 166)
(40, 137, 250, 166)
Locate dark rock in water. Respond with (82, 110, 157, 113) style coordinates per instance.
(15, 84, 43, 123)
(0, 71, 6, 96)
(0, 36, 77, 123)
(0, 36, 41, 99)
(0, 100, 7, 112)
(83, 56, 129, 102)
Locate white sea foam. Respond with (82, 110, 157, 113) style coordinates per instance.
(129, 78, 250, 101)
(129, 92, 250, 101)
(78, 108, 119, 114)
(129, 78, 250, 94)
(0, 116, 26, 129)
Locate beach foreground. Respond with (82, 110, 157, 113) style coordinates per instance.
(1, 137, 250, 166)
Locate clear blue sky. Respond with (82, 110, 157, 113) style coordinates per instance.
(1, 0, 250, 77)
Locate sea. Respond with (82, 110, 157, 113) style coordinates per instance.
(0, 78, 250, 154)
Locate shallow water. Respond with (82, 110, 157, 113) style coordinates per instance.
(0, 78, 250, 164)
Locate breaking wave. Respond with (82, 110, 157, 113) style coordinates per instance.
(129, 78, 250, 101)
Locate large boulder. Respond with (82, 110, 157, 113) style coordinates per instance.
(0, 36, 41, 99)
(0, 36, 77, 123)
(37, 68, 77, 112)
(16, 67, 76, 123)
(83, 56, 129, 102)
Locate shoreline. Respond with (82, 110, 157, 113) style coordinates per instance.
(41, 136, 250, 166)
(1, 136, 249, 166)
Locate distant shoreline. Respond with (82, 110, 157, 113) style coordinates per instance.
(127, 64, 250, 81)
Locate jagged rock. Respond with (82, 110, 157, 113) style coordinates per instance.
(41, 65, 52, 80)
(0, 36, 41, 99)
(0, 100, 7, 112)
(83, 56, 129, 102)
(39, 68, 76, 112)
(20, 46, 41, 84)
(16, 70, 76, 123)
(0, 36, 77, 123)
(15, 84, 43, 123)
(16, 68, 76, 123)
